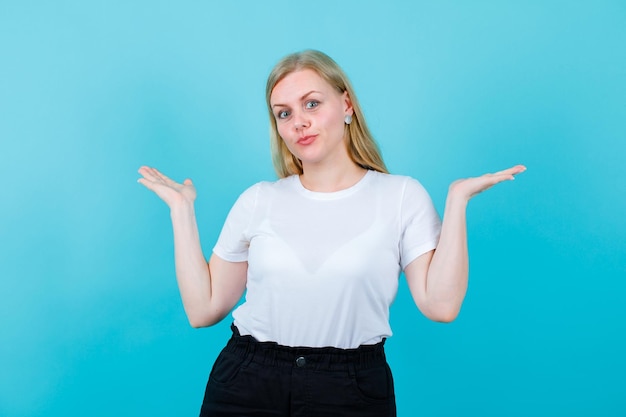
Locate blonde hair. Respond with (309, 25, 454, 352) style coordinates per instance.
(266, 50, 388, 178)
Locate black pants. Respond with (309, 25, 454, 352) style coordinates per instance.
(199, 325, 396, 417)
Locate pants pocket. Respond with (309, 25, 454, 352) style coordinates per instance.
(351, 363, 395, 403)
(208, 351, 245, 387)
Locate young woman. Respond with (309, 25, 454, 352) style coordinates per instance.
(138, 50, 525, 417)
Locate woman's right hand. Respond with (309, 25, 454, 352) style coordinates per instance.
(137, 166, 196, 208)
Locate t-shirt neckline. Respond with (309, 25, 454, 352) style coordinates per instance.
(292, 170, 374, 200)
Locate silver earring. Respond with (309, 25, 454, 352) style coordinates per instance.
(344, 115, 352, 125)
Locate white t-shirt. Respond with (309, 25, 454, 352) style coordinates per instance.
(213, 170, 441, 349)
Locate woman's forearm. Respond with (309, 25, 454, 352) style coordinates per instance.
(169, 201, 213, 326)
(424, 191, 469, 321)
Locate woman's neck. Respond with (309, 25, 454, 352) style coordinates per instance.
(299, 162, 367, 193)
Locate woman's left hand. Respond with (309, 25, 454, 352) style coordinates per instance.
(449, 164, 526, 203)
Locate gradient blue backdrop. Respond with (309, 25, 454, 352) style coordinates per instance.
(1, 1, 625, 416)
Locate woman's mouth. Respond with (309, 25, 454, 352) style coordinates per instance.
(297, 135, 317, 145)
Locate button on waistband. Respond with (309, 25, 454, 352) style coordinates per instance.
(295, 356, 306, 367)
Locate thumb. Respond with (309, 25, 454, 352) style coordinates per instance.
(183, 179, 193, 186)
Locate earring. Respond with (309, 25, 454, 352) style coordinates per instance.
(344, 115, 352, 125)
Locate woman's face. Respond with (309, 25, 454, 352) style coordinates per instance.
(270, 69, 353, 169)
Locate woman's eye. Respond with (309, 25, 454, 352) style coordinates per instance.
(277, 110, 290, 119)
(305, 100, 319, 109)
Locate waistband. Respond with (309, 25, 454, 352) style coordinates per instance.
(224, 324, 388, 371)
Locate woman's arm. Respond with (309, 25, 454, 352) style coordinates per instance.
(138, 166, 247, 328)
(405, 165, 526, 322)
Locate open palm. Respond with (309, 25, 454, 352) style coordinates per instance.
(137, 166, 196, 208)
(450, 165, 527, 202)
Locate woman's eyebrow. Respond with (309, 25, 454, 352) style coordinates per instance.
(272, 90, 321, 108)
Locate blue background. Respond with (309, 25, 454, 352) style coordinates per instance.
(1, 1, 625, 415)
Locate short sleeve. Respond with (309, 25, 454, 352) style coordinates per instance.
(212, 184, 259, 262)
(399, 178, 442, 270)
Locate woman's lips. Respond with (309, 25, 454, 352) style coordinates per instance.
(297, 134, 317, 145)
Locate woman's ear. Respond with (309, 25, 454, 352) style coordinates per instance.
(342, 91, 354, 116)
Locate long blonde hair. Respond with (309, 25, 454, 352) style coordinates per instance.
(266, 50, 388, 178)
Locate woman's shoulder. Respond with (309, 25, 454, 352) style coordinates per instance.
(368, 171, 435, 206)
(237, 175, 297, 199)
(369, 170, 426, 190)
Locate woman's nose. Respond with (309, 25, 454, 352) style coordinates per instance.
(293, 113, 309, 130)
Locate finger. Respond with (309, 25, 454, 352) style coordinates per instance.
(492, 165, 526, 177)
(138, 166, 152, 178)
(138, 166, 162, 182)
(139, 167, 180, 187)
(466, 175, 512, 196)
(483, 173, 517, 186)
(137, 177, 157, 191)
(151, 168, 181, 187)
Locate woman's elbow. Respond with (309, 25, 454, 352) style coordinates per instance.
(188, 317, 211, 328)
(186, 309, 224, 328)
(425, 305, 461, 323)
